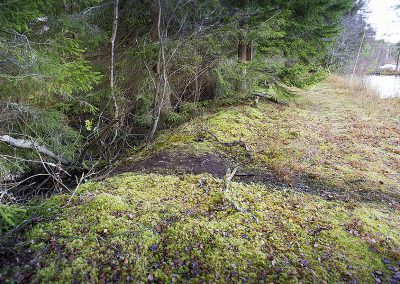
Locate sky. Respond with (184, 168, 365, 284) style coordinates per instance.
(365, 0, 400, 43)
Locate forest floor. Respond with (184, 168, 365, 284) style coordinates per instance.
(117, 75, 400, 206)
(1, 76, 400, 283)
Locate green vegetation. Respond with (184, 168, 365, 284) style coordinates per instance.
(0, 0, 353, 176)
(1, 79, 399, 283)
(1, 172, 398, 283)
(1, 0, 400, 283)
(129, 76, 399, 201)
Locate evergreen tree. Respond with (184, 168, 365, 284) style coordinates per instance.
(0, 0, 353, 178)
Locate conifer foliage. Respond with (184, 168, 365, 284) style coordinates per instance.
(0, 0, 352, 179)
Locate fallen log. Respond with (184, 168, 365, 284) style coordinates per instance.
(252, 92, 273, 98)
(0, 135, 72, 165)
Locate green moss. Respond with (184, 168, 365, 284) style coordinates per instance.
(0, 204, 28, 234)
(4, 173, 398, 283)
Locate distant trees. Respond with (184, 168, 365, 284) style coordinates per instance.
(328, 0, 400, 75)
(396, 43, 400, 72)
(327, 0, 370, 73)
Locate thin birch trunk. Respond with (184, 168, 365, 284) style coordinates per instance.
(149, 0, 163, 140)
(350, 29, 365, 82)
(110, 0, 119, 119)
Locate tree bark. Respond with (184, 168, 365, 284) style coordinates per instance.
(149, 0, 172, 140)
(246, 40, 253, 61)
(0, 135, 71, 165)
(351, 28, 365, 82)
(110, 0, 119, 119)
(193, 63, 200, 101)
(237, 0, 247, 63)
(149, 0, 159, 42)
(396, 52, 400, 72)
(238, 37, 247, 63)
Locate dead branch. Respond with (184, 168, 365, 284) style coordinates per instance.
(252, 92, 273, 98)
(204, 130, 251, 157)
(110, 0, 119, 120)
(224, 166, 238, 192)
(0, 135, 71, 165)
(78, 119, 119, 163)
(223, 166, 259, 223)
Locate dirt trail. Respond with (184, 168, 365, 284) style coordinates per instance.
(113, 149, 400, 207)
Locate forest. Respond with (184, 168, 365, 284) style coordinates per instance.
(1, 0, 400, 283)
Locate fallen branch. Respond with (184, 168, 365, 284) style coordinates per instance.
(0, 135, 71, 165)
(252, 92, 289, 105)
(223, 166, 259, 223)
(224, 166, 238, 192)
(205, 130, 251, 152)
(203, 130, 251, 161)
(252, 92, 273, 98)
(234, 173, 256, 177)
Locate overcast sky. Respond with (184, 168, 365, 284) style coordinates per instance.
(365, 0, 400, 43)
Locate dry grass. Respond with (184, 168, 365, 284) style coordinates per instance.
(327, 74, 379, 98)
(326, 74, 400, 114)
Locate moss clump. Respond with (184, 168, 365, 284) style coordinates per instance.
(3, 173, 399, 283)
(0, 204, 28, 234)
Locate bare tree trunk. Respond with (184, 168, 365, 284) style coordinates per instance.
(149, 0, 171, 140)
(193, 63, 200, 102)
(384, 43, 390, 64)
(235, 0, 247, 94)
(246, 40, 253, 62)
(149, 0, 159, 42)
(396, 52, 400, 73)
(351, 28, 365, 82)
(237, 0, 247, 63)
(238, 37, 247, 63)
(236, 0, 248, 93)
(193, 0, 201, 102)
(110, 0, 119, 119)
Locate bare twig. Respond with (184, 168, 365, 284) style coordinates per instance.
(222, 166, 259, 223)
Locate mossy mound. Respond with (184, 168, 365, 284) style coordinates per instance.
(120, 78, 400, 205)
(2, 173, 399, 283)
